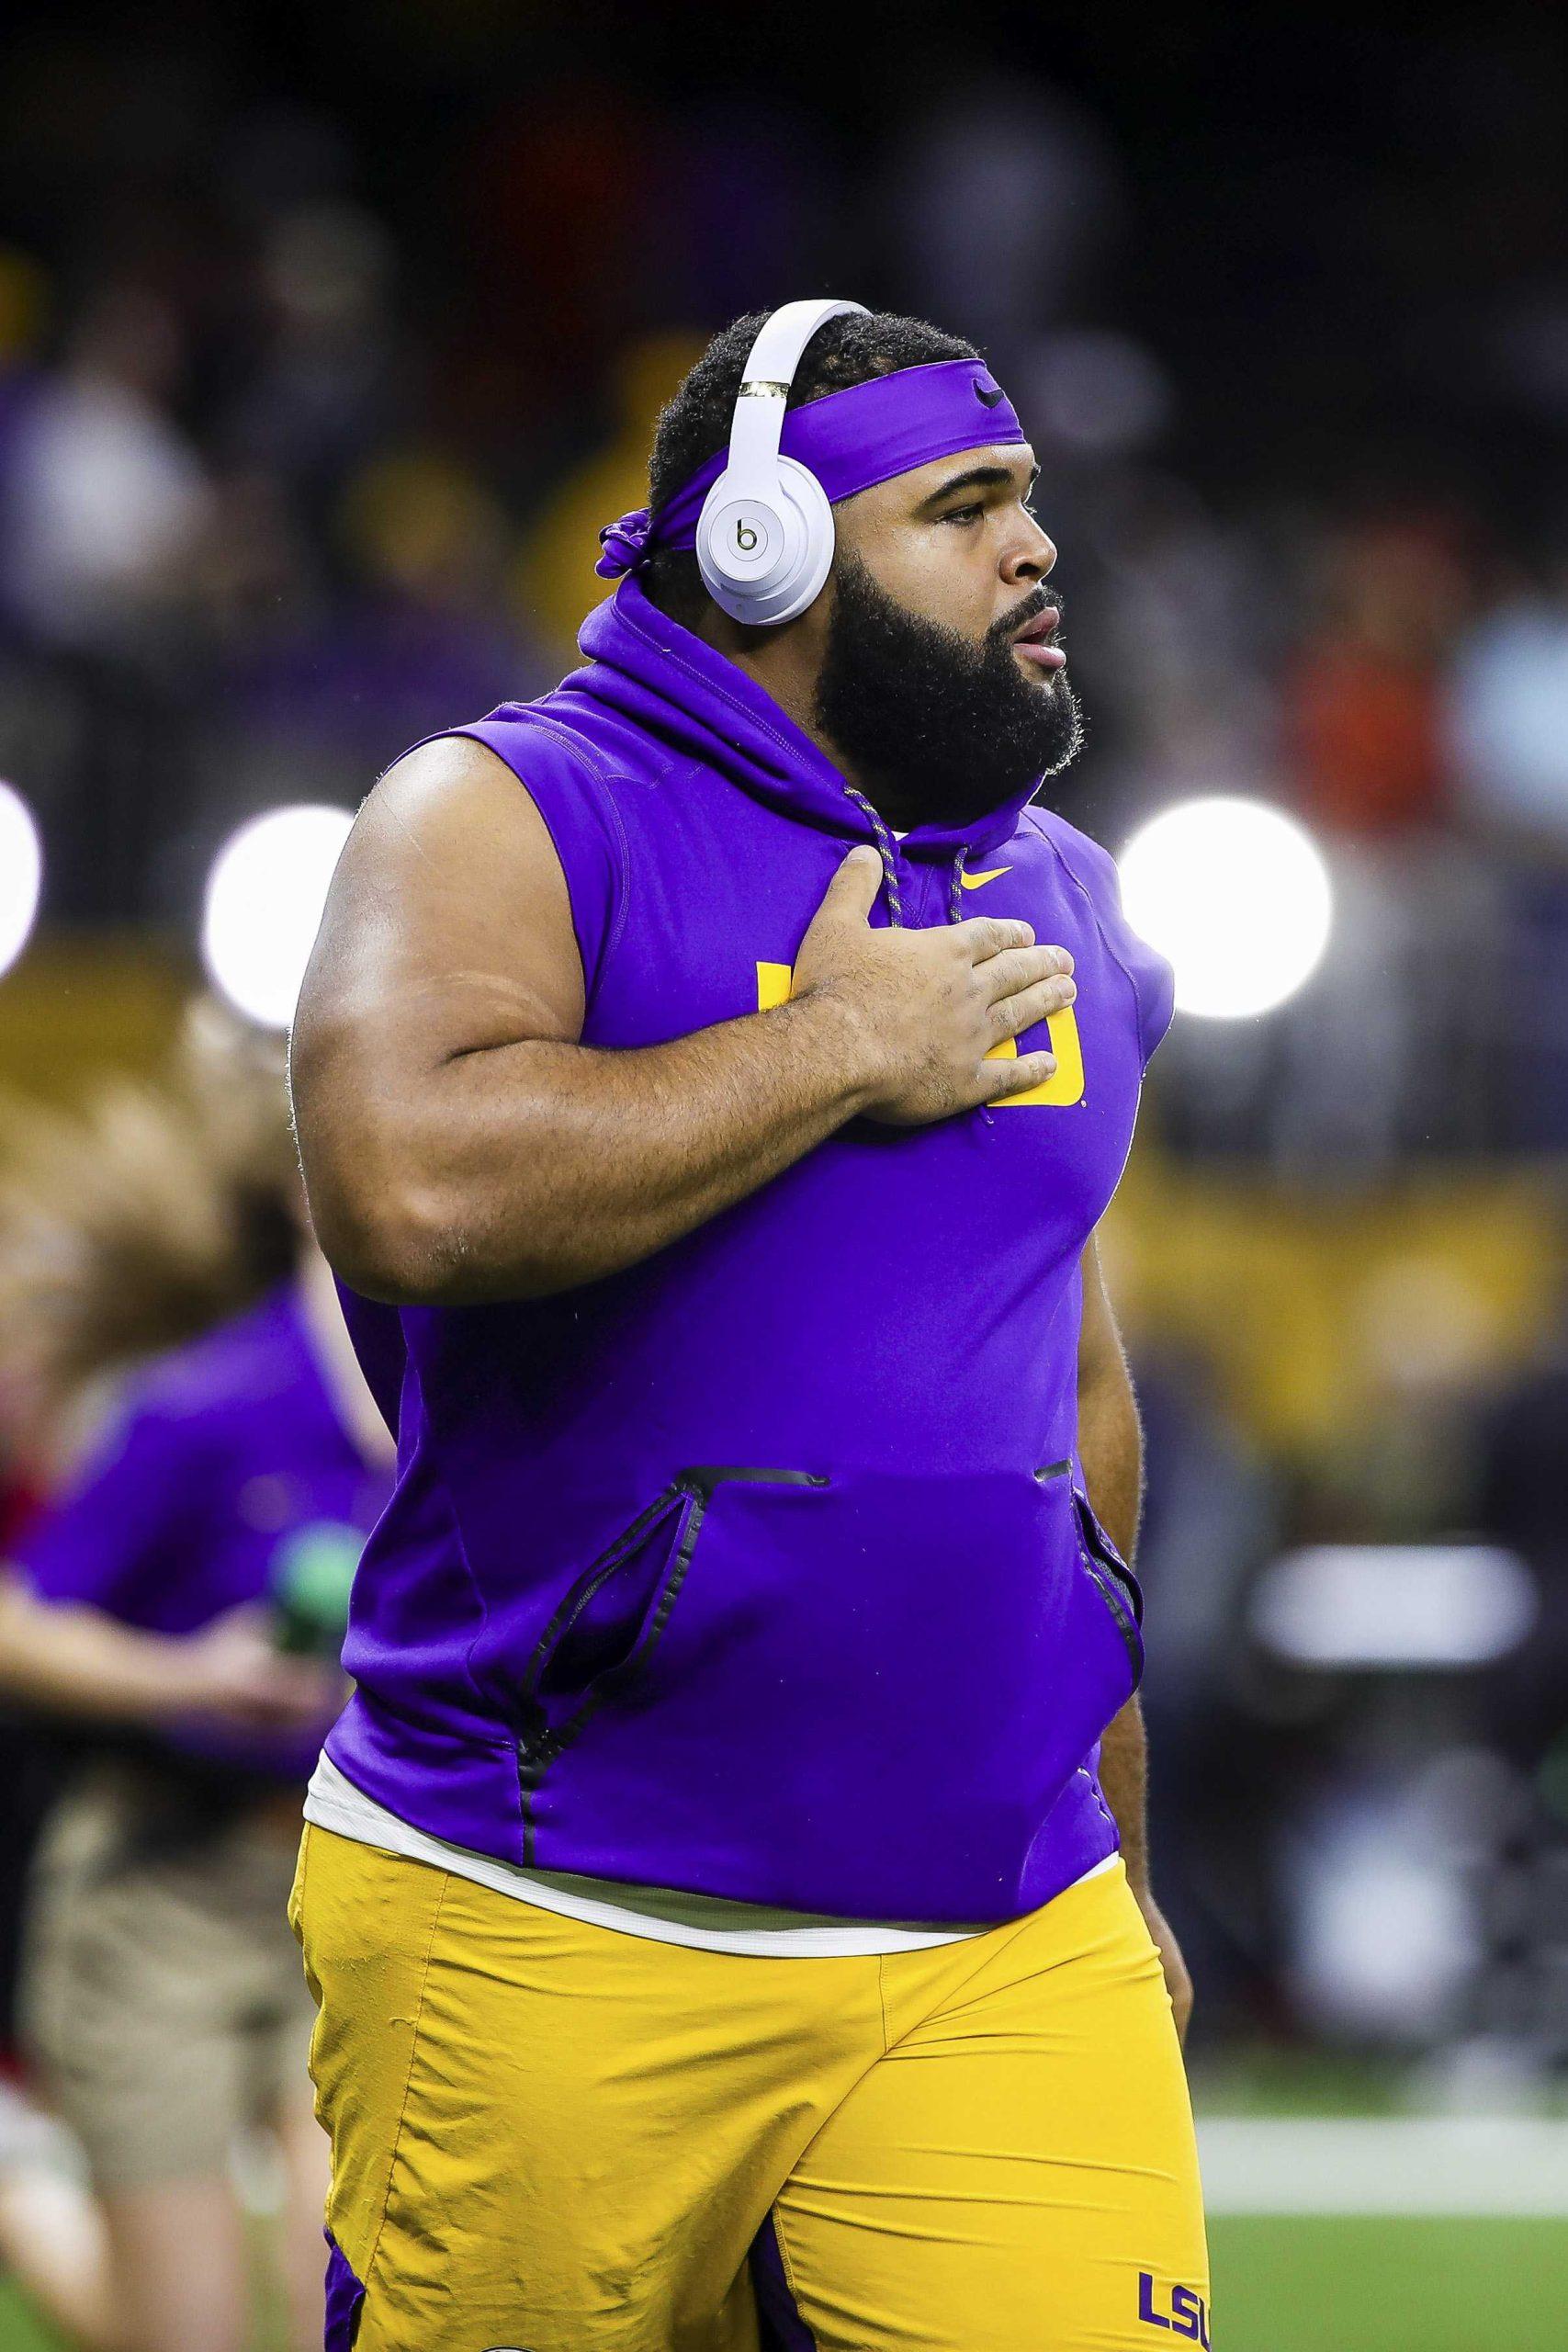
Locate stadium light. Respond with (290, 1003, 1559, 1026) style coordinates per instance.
(1118, 795, 1332, 1020)
(0, 780, 42, 978)
(201, 804, 354, 1030)
(1250, 1544, 1536, 1668)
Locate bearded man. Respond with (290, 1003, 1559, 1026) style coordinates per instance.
(288, 302, 1209, 2352)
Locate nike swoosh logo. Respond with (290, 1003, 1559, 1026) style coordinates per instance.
(960, 865, 1012, 888)
(974, 383, 1006, 409)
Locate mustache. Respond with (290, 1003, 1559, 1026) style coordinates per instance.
(987, 583, 1065, 649)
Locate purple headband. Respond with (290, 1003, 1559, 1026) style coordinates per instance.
(596, 356, 1026, 580)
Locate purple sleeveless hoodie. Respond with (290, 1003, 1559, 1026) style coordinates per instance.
(327, 574, 1174, 1925)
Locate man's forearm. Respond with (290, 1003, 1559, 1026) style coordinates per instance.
(1098, 1693, 1151, 1899)
(1077, 1321, 1150, 1894)
(1077, 1342, 1141, 1565)
(310, 990, 877, 1308)
(0, 1578, 194, 1725)
(1076, 1287, 1191, 2034)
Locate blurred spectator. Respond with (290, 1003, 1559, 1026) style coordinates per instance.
(1, 284, 208, 656)
(0, 1008, 391, 2352)
(1450, 565, 1568, 847)
(1286, 514, 1469, 841)
(221, 200, 403, 518)
(1450, 556, 1568, 1148)
(878, 77, 1128, 368)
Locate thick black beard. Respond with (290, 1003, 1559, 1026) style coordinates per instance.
(811, 553, 1084, 831)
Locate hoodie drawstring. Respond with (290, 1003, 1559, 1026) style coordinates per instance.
(841, 787, 903, 927)
(841, 789, 976, 937)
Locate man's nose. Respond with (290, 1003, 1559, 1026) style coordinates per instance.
(1001, 515, 1056, 584)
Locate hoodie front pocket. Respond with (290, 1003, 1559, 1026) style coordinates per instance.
(523, 1463, 1142, 1918)
(1069, 1485, 1145, 1690)
(513, 1466, 829, 1858)
(517, 1477, 704, 1752)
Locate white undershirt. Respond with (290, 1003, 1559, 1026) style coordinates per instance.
(304, 1754, 1113, 1958)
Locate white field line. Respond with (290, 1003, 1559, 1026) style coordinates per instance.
(1197, 2117, 1568, 2216)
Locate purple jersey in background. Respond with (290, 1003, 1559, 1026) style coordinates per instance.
(15, 1285, 392, 1781)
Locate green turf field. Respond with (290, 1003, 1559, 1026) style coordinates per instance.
(1212, 2216, 1562, 2350)
(0, 2294, 50, 2352)
(0, 2215, 1561, 2350)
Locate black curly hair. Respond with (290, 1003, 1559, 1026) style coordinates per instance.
(641, 307, 977, 626)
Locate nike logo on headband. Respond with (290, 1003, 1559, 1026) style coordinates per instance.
(974, 382, 1007, 408)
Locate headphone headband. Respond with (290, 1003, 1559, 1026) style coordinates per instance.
(725, 300, 868, 491)
(733, 299, 866, 408)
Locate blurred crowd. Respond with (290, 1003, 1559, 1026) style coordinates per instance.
(4, 29, 1568, 2326)
(3, 16, 1568, 1159)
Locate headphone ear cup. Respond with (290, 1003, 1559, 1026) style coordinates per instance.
(764, 458, 835, 626)
(695, 476, 795, 619)
(696, 458, 834, 627)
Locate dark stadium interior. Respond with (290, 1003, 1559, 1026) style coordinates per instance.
(4, 7, 1568, 2346)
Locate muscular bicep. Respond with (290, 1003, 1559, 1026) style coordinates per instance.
(290, 736, 584, 1280)
(297, 734, 584, 1070)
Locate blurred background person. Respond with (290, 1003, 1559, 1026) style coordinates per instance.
(0, 1010, 394, 2352)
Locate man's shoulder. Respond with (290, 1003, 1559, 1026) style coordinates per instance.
(409, 668, 658, 804)
(384, 684, 625, 796)
(365, 690, 637, 881)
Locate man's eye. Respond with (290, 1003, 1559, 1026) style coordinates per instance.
(941, 504, 983, 526)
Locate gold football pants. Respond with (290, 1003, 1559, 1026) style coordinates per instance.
(289, 1826, 1209, 2349)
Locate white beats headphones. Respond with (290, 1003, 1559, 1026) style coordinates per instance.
(695, 298, 868, 627)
